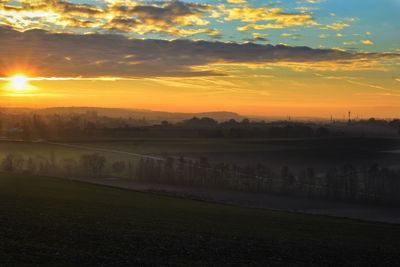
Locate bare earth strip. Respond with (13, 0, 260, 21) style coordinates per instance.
(68, 177, 400, 225)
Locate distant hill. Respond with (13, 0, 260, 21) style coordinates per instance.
(1, 107, 245, 123)
(0, 106, 332, 123)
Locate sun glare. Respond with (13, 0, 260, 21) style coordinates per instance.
(11, 74, 28, 90)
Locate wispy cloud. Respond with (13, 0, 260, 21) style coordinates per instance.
(324, 22, 350, 30)
(343, 41, 357, 45)
(218, 4, 319, 31)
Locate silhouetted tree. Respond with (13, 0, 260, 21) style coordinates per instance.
(1, 154, 15, 171)
(61, 158, 78, 177)
(112, 161, 126, 175)
(26, 157, 37, 174)
(79, 153, 106, 178)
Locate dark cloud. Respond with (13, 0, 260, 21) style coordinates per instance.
(107, 1, 212, 34)
(44, 0, 103, 16)
(3, 0, 104, 17)
(0, 26, 398, 78)
(0, 0, 213, 36)
(106, 17, 141, 32)
(112, 1, 210, 24)
(244, 37, 269, 43)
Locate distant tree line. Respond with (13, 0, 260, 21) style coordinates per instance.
(4, 151, 399, 206)
(134, 157, 400, 205)
(0, 152, 134, 181)
(1, 110, 400, 141)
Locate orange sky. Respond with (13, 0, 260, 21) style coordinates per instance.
(1, 75, 399, 118)
(0, 0, 399, 118)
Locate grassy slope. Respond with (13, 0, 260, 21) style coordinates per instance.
(1, 172, 400, 266)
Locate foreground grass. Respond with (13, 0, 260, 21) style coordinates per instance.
(1, 173, 400, 266)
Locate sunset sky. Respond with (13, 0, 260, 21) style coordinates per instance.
(0, 0, 399, 118)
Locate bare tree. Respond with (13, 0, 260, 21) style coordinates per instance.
(79, 153, 106, 178)
(112, 161, 126, 175)
(1, 154, 15, 171)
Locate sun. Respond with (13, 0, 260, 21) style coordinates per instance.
(11, 74, 28, 90)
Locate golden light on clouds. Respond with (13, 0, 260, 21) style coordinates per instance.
(361, 40, 374, 45)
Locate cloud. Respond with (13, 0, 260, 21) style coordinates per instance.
(0, 0, 215, 37)
(361, 40, 373, 45)
(0, 0, 104, 17)
(305, 0, 324, 3)
(346, 80, 394, 92)
(324, 22, 350, 31)
(237, 23, 284, 31)
(109, 1, 211, 27)
(0, 27, 398, 78)
(218, 5, 319, 30)
(226, 0, 246, 3)
(250, 32, 269, 41)
(344, 17, 359, 22)
(318, 75, 397, 93)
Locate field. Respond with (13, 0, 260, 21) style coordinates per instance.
(78, 137, 400, 172)
(2, 137, 400, 179)
(2, 137, 400, 175)
(0, 140, 143, 174)
(1, 172, 400, 266)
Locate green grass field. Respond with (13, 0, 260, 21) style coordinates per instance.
(1, 172, 400, 266)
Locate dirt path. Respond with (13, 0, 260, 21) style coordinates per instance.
(69, 177, 400, 225)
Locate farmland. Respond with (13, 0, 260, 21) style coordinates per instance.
(0, 139, 143, 174)
(2, 137, 400, 206)
(2, 136, 400, 174)
(1, 172, 400, 266)
(77, 137, 400, 172)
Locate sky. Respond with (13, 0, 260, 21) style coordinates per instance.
(0, 0, 399, 118)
